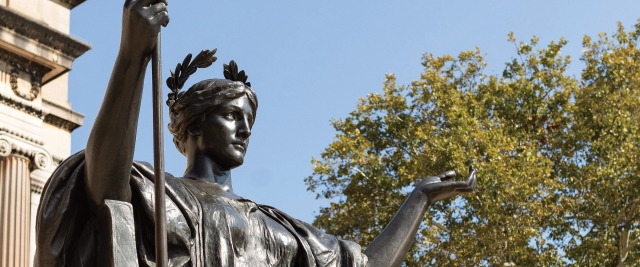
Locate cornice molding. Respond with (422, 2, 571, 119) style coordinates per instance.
(50, 0, 87, 10)
(0, 5, 91, 58)
(0, 127, 44, 146)
(43, 113, 81, 132)
(42, 99, 83, 132)
(0, 46, 52, 75)
(0, 93, 45, 119)
(0, 93, 84, 132)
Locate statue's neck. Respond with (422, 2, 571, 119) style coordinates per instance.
(183, 153, 234, 192)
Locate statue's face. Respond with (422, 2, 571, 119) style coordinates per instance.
(196, 95, 253, 170)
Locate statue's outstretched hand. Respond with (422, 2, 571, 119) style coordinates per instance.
(417, 165, 477, 204)
(364, 166, 477, 265)
(121, 0, 169, 56)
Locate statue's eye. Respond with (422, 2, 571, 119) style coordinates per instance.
(225, 112, 238, 120)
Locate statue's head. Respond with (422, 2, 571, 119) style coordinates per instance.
(166, 50, 258, 170)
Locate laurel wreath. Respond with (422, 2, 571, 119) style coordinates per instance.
(223, 60, 251, 87)
(166, 48, 218, 108)
(166, 49, 252, 109)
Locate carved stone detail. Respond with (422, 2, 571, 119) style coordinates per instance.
(0, 5, 91, 58)
(0, 139, 10, 157)
(0, 46, 52, 76)
(34, 153, 48, 170)
(30, 183, 43, 194)
(0, 127, 44, 146)
(52, 155, 65, 166)
(0, 135, 52, 173)
(11, 142, 38, 159)
(43, 114, 81, 132)
(9, 63, 42, 101)
(0, 93, 46, 119)
(9, 65, 17, 91)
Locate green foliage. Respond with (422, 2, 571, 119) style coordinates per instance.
(306, 21, 640, 266)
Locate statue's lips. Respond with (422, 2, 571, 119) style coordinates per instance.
(232, 142, 247, 152)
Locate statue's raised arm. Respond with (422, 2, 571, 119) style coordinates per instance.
(84, 0, 168, 208)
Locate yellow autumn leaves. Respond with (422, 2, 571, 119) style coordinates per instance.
(306, 21, 640, 266)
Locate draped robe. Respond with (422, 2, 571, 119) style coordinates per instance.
(34, 151, 368, 267)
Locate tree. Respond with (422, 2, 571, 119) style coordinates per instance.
(306, 21, 640, 266)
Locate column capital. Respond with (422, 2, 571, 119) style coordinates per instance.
(0, 133, 54, 186)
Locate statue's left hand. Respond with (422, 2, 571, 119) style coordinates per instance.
(416, 165, 477, 204)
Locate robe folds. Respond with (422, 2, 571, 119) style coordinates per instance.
(34, 151, 368, 267)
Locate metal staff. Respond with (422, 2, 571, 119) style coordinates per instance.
(152, 32, 168, 267)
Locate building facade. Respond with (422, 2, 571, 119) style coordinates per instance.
(0, 0, 89, 266)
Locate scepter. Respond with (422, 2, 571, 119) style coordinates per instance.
(152, 31, 168, 266)
(150, 12, 217, 266)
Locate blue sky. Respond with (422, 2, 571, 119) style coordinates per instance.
(68, 0, 640, 223)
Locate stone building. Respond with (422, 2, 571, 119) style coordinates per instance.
(0, 0, 90, 266)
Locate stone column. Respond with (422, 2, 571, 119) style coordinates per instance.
(0, 145, 31, 267)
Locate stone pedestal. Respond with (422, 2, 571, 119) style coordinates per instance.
(0, 155, 30, 267)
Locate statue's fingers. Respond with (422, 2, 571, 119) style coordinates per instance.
(149, 10, 169, 28)
(420, 176, 440, 185)
(147, 3, 169, 26)
(136, 0, 160, 7)
(147, 2, 166, 14)
(124, 0, 136, 8)
(162, 17, 170, 27)
(427, 181, 469, 202)
(134, 0, 169, 7)
(465, 167, 476, 182)
(465, 166, 477, 190)
(470, 175, 477, 190)
(455, 188, 474, 194)
(439, 180, 469, 190)
(469, 165, 476, 176)
(438, 170, 456, 181)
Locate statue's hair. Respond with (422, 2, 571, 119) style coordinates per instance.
(165, 49, 257, 155)
(167, 79, 258, 155)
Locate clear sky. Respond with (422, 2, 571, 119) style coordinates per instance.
(68, 0, 640, 223)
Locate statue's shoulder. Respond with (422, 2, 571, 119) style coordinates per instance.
(131, 160, 181, 187)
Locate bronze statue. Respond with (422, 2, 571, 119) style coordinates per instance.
(34, 0, 476, 266)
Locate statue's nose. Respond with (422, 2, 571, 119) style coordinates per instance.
(238, 118, 251, 139)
